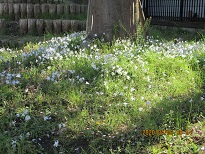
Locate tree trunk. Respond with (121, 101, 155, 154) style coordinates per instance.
(86, 0, 144, 41)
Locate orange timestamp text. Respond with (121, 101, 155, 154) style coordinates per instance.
(142, 129, 193, 136)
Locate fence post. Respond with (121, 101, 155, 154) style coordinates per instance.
(14, 3, 20, 20)
(20, 3, 26, 19)
(53, 19, 62, 34)
(19, 19, 28, 35)
(27, 4, 34, 18)
(49, 4, 56, 14)
(36, 19, 44, 36)
(70, 4, 75, 14)
(0, 4, 4, 16)
(64, 4, 69, 14)
(3, 3, 9, 15)
(62, 20, 71, 33)
(34, 4, 41, 18)
(0, 19, 6, 34)
(57, 4, 64, 15)
(28, 19, 36, 35)
(71, 20, 79, 31)
(44, 19, 53, 33)
(8, 3, 14, 20)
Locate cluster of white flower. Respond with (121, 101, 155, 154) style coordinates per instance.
(148, 40, 205, 58)
(15, 109, 31, 122)
(19, 32, 85, 67)
(0, 71, 21, 85)
(1, 32, 205, 92)
(46, 71, 61, 82)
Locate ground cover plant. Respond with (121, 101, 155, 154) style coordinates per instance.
(0, 27, 205, 153)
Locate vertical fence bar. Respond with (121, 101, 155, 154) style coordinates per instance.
(201, 0, 204, 21)
(145, 0, 148, 17)
(152, 0, 154, 19)
(177, 0, 180, 21)
(167, 0, 169, 19)
(180, 0, 183, 21)
(174, 0, 177, 20)
(149, 0, 152, 18)
(184, 0, 187, 20)
(154, 0, 157, 19)
(199, 0, 202, 20)
(163, 0, 165, 20)
(189, 0, 192, 20)
(157, 0, 159, 20)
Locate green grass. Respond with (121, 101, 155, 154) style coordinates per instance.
(0, 27, 205, 153)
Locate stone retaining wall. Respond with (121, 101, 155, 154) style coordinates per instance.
(0, 3, 87, 20)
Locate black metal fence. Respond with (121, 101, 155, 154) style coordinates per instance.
(142, 0, 205, 22)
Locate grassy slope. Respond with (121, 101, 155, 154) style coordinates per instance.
(0, 27, 205, 153)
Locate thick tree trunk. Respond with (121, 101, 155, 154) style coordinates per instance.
(86, 0, 144, 41)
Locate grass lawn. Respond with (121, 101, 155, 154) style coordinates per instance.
(0, 26, 205, 153)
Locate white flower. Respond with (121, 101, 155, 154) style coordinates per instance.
(139, 107, 143, 112)
(7, 73, 11, 78)
(130, 87, 135, 92)
(46, 76, 51, 81)
(85, 81, 89, 85)
(25, 88, 29, 93)
(16, 74, 21, 78)
(12, 80, 19, 85)
(75, 147, 79, 151)
(11, 140, 17, 148)
(11, 121, 16, 126)
(19, 134, 23, 140)
(68, 70, 75, 74)
(170, 110, 174, 114)
(22, 109, 28, 116)
(182, 133, 186, 138)
(0, 72, 5, 77)
(119, 92, 124, 96)
(126, 75, 130, 80)
(147, 76, 150, 82)
(130, 96, 135, 101)
(79, 77, 85, 82)
(44, 116, 51, 121)
(26, 132, 30, 138)
(6, 80, 10, 84)
(58, 124, 63, 129)
(201, 146, 205, 151)
(141, 96, 144, 100)
(25, 115, 31, 121)
(146, 101, 151, 105)
(123, 102, 128, 106)
(91, 63, 99, 70)
(53, 140, 59, 147)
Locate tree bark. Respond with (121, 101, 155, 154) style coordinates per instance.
(86, 0, 144, 41)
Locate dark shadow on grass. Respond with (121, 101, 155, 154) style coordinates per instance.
(149, 26, 204, 42)
(59, 92, 205, 153)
